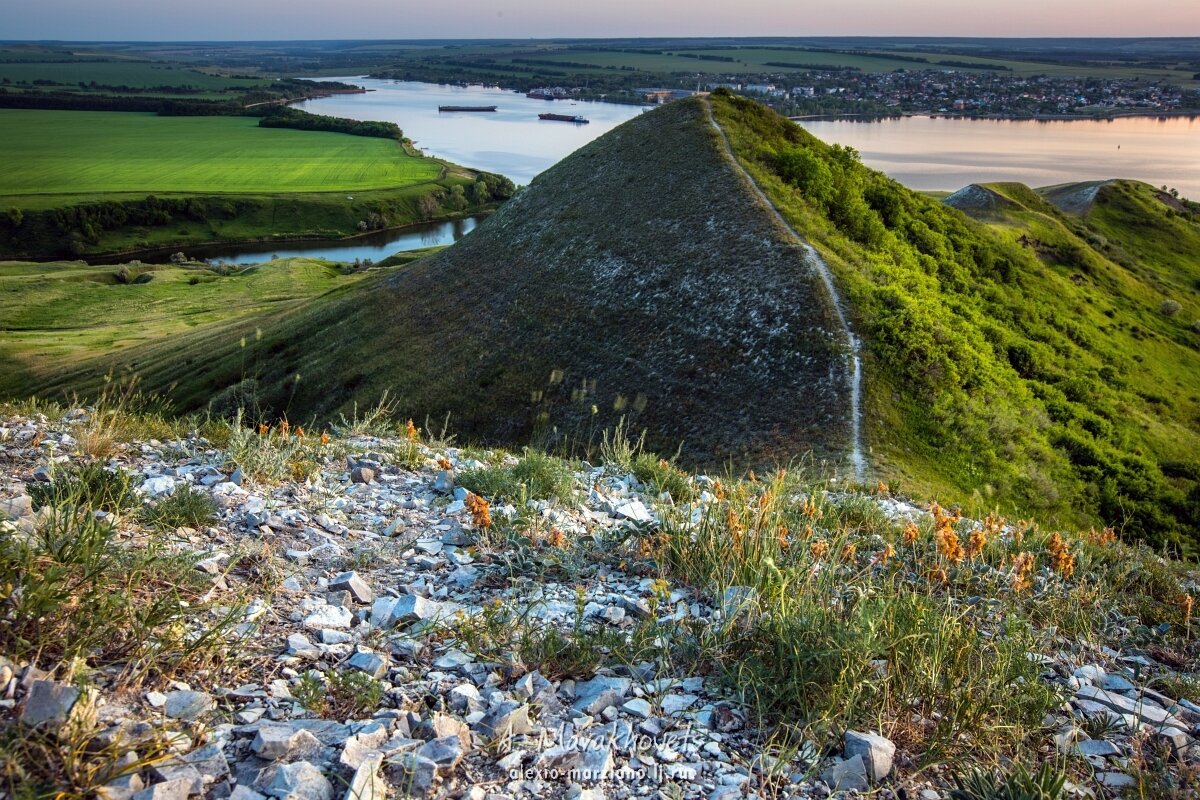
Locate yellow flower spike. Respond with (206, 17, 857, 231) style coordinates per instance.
(967, 529, 987, 559)
(405, 419, 419, 443)
(902, 521, 920, 545)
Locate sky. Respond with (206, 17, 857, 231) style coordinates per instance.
(5, 0, 1198, 40)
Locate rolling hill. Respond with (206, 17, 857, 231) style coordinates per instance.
(6, 93, 1199, 547)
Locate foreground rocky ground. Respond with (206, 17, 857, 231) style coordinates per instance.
(2, 407, 1199, 799)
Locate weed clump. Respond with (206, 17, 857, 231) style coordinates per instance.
(0, 506, 239, 673)
(458, 449, 576, 504)
(293, 669, 384, 719)
(29, 464, 136, 514)
(138, 484, 219, 532)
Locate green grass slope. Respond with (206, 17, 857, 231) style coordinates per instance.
(709, 91, 1199, 548)
(0, 258, 377, 402)
(8, 95, 1199, 548)
(17, 99, 854, 469)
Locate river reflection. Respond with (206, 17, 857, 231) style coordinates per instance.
(798, 115, 1200, 199)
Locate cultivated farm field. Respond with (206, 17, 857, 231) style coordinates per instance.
(0, 110, 445, 206)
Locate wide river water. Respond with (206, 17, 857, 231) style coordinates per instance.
(799, 115, 1200, 200)
(296, 78, 646, 186)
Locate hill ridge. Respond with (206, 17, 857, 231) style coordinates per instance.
(701, 98, 866, 481)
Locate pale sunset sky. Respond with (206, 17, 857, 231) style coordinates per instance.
(5, 0, 1198, 40)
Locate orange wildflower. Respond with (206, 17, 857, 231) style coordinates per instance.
(810, 539, 830, 560)
(936, 526, 964, 564)
(873, 543, 896, 566)
(465, 493, 492, 529)
(405, 419, 419, 443)
(967, 529, 987, 559)
(1010, 551, 1035, 593)
(1047, 533, 1074, 579)
(902, 521, 920, 545)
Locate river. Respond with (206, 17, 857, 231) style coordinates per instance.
(295, 78, 647, 186)
(798, 115, 1200, 200)
(95, 216, 486, 267)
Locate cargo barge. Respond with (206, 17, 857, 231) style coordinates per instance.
(438, 105, 498, 112)
(538, 113, 590, 124)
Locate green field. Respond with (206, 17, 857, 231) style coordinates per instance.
(0, 110, 444, 205)
(0, 60, 269, 91)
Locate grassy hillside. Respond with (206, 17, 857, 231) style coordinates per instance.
(5, 95, 1198, 547)
(10, 99, 855, 469)
(709, 91, 1199, 548)
(0, 258, 381, 402)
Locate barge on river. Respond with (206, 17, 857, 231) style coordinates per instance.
(438, 105, 498, 112)
(538, 113, 590, 124)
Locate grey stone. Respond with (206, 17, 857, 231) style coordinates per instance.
(96, 773, 145, 800)
(1076, 739, 1122, 758)
(432, 650, 472, 670)
(350, 467, 375, 485)
(1075, 685, 1187, 728)
(0, 495, 32, 519)
(433, 471, 454, 494)
(622, 698, 653, 719)
(131, 779, 194, 800)
(821, 754, 869, 793)
(417, 736, 465, 776)
(1096, 771, 1136, 788)
(303, 605, 353, 630)
(844, 730, 895, 782)
(536, 744, 614, 785)
(448, 683, 482, 713)
(329, 571, 374, 604)
(338, 723, 390, 772)
(571, 675, 632, 715)
(230, 789, 267, 800)
(287, 633, 321, 660)
(263, 761, 333, 800)
(1155, 726, 1194, 758)
(474, 701, 533, 741)
(346, 651, 389, 679)
(149, 765, 204, 796)
(163, 690, 215, 721)
(343, 755, 387, 800)
(384, 752, 439, 797)
(1103, 674, 1137, 693)
(180, 742, 230, 783)
(20, 680, 93, 729)
(371, 595, 442, 628)
(253, 725, 324, 762)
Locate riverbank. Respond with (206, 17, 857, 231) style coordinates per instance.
(83, 211, 491, 266)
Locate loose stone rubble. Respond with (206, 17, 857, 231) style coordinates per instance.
(2, 409, 1200, 799)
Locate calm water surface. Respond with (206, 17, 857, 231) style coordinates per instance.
(96, 216, 485, 266)
(798, 115, 1200, 199)
(296, 78, 647, 186)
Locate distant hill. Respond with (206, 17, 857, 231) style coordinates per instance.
(9, 94, 1200, 548)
